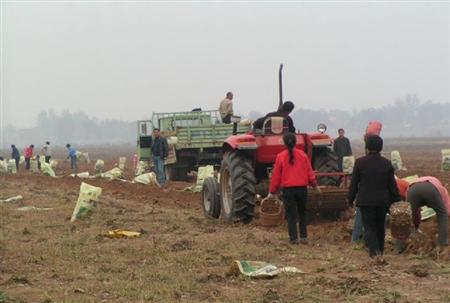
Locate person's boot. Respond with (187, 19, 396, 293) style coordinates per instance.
(299, 238, 308, 245)
(290, 239, 300, 245)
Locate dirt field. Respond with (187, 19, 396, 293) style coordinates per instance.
(1, 140, 449, 302)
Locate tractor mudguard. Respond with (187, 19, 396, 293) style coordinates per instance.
(223, 134, 258, 151)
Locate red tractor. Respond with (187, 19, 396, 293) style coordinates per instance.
(202, 65, 349, 223)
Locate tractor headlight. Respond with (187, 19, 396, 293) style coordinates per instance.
(317, 123, 327, 134)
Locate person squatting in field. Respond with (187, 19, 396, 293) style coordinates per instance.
(406, 176, 449, 247)
(267, 132, 322, 245)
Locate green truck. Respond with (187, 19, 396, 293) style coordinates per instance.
(137, 110, 251, 181)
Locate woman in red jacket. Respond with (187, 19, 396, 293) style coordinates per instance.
(267, 133, 321, 244)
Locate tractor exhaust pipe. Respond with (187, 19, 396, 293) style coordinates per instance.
(278, 64, 283, 108)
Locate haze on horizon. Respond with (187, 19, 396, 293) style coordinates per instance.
(1, 1, 449, 131)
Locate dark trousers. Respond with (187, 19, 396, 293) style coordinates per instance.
(45, 156, 51, 163)
(25, 157, 31, 170)
(337, 157, 343, 172)
(70, 156, 77, 170)
(222, 114, 231, 124)
(15, 158, 20, 170)
(282, 186, 308, 241)
(360, 206, 388, 257)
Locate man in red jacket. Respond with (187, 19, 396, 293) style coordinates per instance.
(267, 133, 321, 244)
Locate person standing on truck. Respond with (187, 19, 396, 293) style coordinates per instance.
(253, 101, 296, 133)
(66, 144, 77, 171)
(333, 128, 352, 171)
(11, 144, 20, 170)
(348, 135, 400, 258)
(41, 141, 52, 163)
(407, 176, 449, 250)
(219, 92, 234, 124)
(266, 132, 321, 245)
(151, 128, 169, 185)
(24, 145, 34, 170)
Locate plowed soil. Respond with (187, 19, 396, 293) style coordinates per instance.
(0, 139, 449, 303)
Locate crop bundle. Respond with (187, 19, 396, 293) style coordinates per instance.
(441, 149, 450, 172)
(343, 156, 355, 174)
(391, 150, 404, 171)
(390, 201, 412, 240)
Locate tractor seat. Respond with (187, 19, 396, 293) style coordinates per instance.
(262, 116, 289, 135)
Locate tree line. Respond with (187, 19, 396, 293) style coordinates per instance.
(2, 95, 449, 149)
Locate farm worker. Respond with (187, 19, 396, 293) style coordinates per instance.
(253, 101, 296, 133)
(219, 91, 234, 124)
(11, 144, 20, 170)
(41, 141, 52, 163)
(24, 145, 34, 170)
(348, 135, 400, 258)
(351, 121, 384, 243)
(333, 128, 352, 172)
(66, 144, 77, 171)
(151, 128, 169, 185)
(267, 132, 321, 245)
(406, 176, 449, 248)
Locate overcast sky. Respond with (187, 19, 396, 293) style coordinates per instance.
(1, 1, 449, 128)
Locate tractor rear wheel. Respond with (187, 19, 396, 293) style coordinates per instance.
(202, 177, 221, 219)
(314, 148, 341, 187)
(219, 151, 256, 224)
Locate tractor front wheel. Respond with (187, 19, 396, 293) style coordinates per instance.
(219, 151, 256, 224)
(314, 148, 341, 187)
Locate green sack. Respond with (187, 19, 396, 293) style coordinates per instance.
(391, 150, 404, 171)
(227, 260, 303, 278)
(342, 156, 355, 174)
(7, 160, 17, 174)
(40, 162, 56, 177)
(0, 160, 7, 174)
(70, 182, 102, 222)
(184, 165, 214, 192)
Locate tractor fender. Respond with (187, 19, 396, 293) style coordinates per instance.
(223, 134, 258, 151)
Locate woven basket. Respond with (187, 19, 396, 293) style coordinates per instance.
(390, 201, 413, 240)
(259, 198, 284, 227)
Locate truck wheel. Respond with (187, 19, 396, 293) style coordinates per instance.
(314, 148, 341, 187)
(164, 165, 173, 181)
(165, 165, 188, 182)
(219, 151, 256, 224)
(202, 177, 221, 219)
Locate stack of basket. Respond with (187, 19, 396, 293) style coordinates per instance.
(259, 198, 284, 227)
(390, 201, 413, 240)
